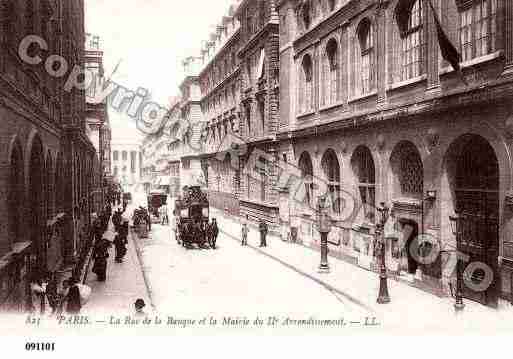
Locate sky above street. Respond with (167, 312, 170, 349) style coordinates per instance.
(85, 0, 235, 143)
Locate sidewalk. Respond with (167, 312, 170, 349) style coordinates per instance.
(83, 219, 151, 315)
(211, 208, 513, 332)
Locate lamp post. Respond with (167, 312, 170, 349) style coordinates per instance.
(449, 212, 465, 311)
(317, 196, 332, 273)
(376, 202, 390, 304)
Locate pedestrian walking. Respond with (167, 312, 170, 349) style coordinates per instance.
(45, 272, 59, 315)
(92, 239, 110, 282)
(241, 220, 249, 246)
(258, 220, 268, 247)
(210, 218, 219, 249)
(64, 279, 82, 314)
(113, 233, 128, 263)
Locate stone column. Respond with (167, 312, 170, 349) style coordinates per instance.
(503, 0, 513, 76)
(376, 1, 388, 107)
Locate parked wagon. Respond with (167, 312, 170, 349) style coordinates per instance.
(175, 186, 209, 249)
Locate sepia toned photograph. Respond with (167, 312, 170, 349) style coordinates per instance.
(1, 0, 513, 351)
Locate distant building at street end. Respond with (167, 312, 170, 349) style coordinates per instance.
(111, 141, 143, 191)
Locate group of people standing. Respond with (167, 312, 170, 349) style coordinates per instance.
(241, 217, 268, 248)
(92, 206, 131, 282)
(29, 272, 84, 315)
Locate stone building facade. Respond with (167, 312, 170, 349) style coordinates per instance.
(277, 0, 513, 306)
(177, 0, 513, 307)
(195, 5, 242, 214)
(0, 0, 99, 311)
(189, 0, 281, 223)
(85, 33, 110, 214)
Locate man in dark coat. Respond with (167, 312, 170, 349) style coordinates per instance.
(258, 220, 268, 247)
(113, 233, 128, 263)
(92, 239, 110, 281)
(65, 279, 82, 314)
(210, 218, 219, 249)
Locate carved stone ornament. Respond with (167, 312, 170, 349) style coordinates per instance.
(339, 140, 347, 155)
(377, 134, 386, 151)
(505, 117, 513, 138)
(426, 127, 440, 151)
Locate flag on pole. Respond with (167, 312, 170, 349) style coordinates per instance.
(427, 0, 468, 85)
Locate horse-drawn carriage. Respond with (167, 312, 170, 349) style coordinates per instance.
(175, 186, 210, 249)
(147, 189, 167, 219)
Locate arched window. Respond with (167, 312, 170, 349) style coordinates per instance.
(356, 19, 375, 95)
(122, 151, 127, 161)
(300, 54, 313, 113)
(257, 156, 268, 202)
(8, 141, 24, 245)
(299, 152, 314, 208)
(390, 141, 423, 199)
(396, 0, 424, 80)
(113, 150, 118, 161)
(458, 0, 497, 62)
(323, 39, 339, 106)
(351, 146, 375, 223)
(321, 149, 340, 214)
(245, 104, 251, 136)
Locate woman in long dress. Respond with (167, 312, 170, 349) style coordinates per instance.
(65, 282, 82, 314)
(92, 240, 109, 282)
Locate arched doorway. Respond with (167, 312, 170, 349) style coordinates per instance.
(390, 141, 424, 275)
(55, 152, 64, 214)
(446, 134, 499, 307)
(298, 151, 314, 209)
(28, 135, 44, 274)
(350, 146, 375, 224)
(321, 149, 341, 214)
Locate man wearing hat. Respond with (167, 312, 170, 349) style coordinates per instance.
(134, 298, 146, 317)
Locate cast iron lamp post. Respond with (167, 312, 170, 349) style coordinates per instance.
(317, 196, 332, 273)
(376, 202, 390, 304)
(449, 212, 465, 311)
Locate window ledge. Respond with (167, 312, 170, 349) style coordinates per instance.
(296, 109, 316, 119)
(240, 198, 278, 209)
(347, 90, 377, 103)
(439, 50, 503, 75)
(387, 74, 427, 91)
(319, 101, 345, 112)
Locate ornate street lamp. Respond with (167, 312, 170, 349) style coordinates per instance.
(449, 212, 465, 311)
(317, 195, 332, 273)
(377, 202, 390, 304)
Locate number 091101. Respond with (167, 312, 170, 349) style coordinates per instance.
(25, 343, 55, 351)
